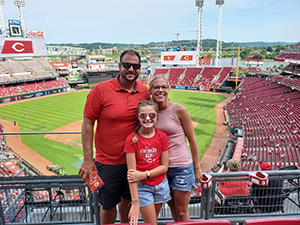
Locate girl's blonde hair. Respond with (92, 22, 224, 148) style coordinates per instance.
(132, 100, 159, 143)
(149, 75, 169, 89)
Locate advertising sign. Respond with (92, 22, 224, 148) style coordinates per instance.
(199, 56, 211, 65)
(2, 40, 33, 54)
(0, 37, 47, 57)
(8, 19, 21, 25)
(8, 19, 22, 37)
(28, 30, 45, 38)
(50, 62, 69, 68)
(161, 51, 197, 65)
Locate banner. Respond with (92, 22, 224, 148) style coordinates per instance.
(174, 86, 186, 90)
(187, 86, 198, 90)
(161, 51, 197, 65)
(0, 37, 47, 58)
(199, 56, 211, 65)
(50, 62, 69, 68)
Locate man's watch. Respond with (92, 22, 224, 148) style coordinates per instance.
(146, 170, 150, 180)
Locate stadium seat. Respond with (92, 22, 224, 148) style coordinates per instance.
(166, 220, 231, 225)
(244, 217, 300, 225)
(279, 165, 300, 207)
(215, 194, 252, 214)
(106, 224, 151, 225)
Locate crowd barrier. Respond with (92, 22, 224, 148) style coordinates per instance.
(0, 169, 299, 225)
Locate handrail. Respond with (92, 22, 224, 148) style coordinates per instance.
(0, 132, 81, 135)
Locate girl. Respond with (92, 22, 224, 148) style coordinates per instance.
(149, 75, 202, 222)
(124, 100, 171, 225)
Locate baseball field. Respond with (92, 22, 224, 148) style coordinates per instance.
(0, 90, 226, 175)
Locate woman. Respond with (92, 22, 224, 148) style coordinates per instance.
(149, 75, 202, 221)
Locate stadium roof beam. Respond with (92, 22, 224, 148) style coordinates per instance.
(0, 0, 5, 36)
(215, 0, 224, 67)
(14, 0, 26, 38)
(195, 0, 204, 67)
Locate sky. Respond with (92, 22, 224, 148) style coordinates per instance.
(2, 0, 300, 44)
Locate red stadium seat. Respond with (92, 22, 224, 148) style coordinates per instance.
(244, 217, 300, 225)
(106, 224, 151, 225)
(166, 220, 231, 225)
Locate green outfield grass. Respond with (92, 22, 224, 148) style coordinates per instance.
(0, 90, 225, 175)
(168, 91, 226, 160)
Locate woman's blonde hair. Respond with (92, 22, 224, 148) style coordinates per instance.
(132, 100, 159, 143)
(226, 159, 240, 172)
(149, 75, 169, 89)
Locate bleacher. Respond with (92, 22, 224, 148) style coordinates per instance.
(226, 77, 300, 171)
(0, 59, 67, 98)
(152, 68, 170, 77)
(167, 68, 186, 85)
(179, 67, 203, 86)
(152, 67, 232, 88)
(21, 60, 48, 72)
(275, 42, 300, 62)
(277, 53, 300, 61)
(0, 79, 69, 97)
(0, 60, 58, 80)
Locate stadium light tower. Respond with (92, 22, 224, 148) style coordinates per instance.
(195, 0, 204, 66)
(0, 0, 5, 36)
(215, 0, 224, 67)
(14, 0, 26, 38)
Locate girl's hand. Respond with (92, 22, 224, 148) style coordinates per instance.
(127, 169, 145, 183)
(129, 202, 140, 225)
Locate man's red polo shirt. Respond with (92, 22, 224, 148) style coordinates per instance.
(83, 75, 150, 165)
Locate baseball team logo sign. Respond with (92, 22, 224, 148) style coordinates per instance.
(161, 51, 197, 65)
(2, 40, 33, 54)
(0, 37, 47, 58)
(180, 55, 193, 61)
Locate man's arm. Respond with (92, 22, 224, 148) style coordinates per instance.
(78, 116, 97, 183)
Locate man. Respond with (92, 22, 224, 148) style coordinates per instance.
(251, 161, 284, 213)
(78, 50, 150, 224)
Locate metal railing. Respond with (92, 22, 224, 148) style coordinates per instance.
(200, 169, 300, 224)
(0, 169, 300, 225)
(0, 175, 99, 225)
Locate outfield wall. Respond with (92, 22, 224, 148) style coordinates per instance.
(0, 87, 70, 104)
(171, 85, 233, 92)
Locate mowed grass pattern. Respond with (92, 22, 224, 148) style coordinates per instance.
(168, 91, 225, 160)
(0, 92, 88, 174)
(0, 90, 225, 175)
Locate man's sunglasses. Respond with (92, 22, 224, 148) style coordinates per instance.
(138, 113, 157, 119)
(121, 62, 141, 70)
